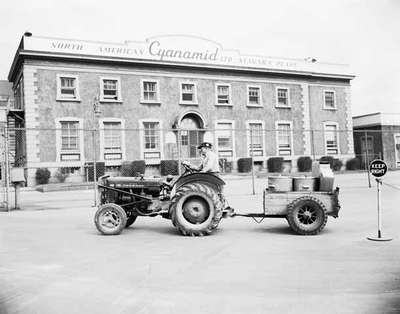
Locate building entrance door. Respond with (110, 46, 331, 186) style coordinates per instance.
(180, 115, 204, 159)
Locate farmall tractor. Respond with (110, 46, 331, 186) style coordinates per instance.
(94, 162, 340, 236)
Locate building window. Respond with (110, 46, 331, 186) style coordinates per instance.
(248, 86, 261, 106)
(276, 122, 292, 156)
(216, 84, 231, 105)
(101, 121, 124, 161)
(247, 121, 264, 157)
(100, 77, 121, 101)
(276, 87, 290, 107)
(180, 82, 197, 104)
(141, 80, 160, 103)
(56, 118, 84, 162)
(216, 121, 234, 158)
(324, 123, 339, 155)
(141, 120, 162, 161)
(324, 91, 336, 109)
(57, 75, 79, 101)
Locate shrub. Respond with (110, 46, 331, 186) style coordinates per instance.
(332, 158, 343, 171)
(297, 156, 313, 172)
(35, 168, 51, 185)
(267, 157, 284, 173)
(86, 162, 105, 181)
(346, 157, 361, 170)
(121, 160, 146, 176)
(160, 160, 179, 176)
(237, 158, 252, 173)
(319, 156, 334, 169)
(54, 168, 68, 183)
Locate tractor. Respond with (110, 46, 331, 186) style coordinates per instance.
(94, 161, 341, 236)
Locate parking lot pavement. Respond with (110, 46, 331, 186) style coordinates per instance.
(0, 171, 399, 314)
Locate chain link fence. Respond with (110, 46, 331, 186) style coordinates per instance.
(1, 126, 399, 210)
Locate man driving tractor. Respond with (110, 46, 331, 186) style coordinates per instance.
(182, 142, 220, 173)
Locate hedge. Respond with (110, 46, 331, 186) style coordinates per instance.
(121, 160, 146, 176)
(35, 168, 51, 185)
(237, 158, 252, 173)
(160, 160, 179, 176)
(346, 157, 361, 170)
(219, 159, 233, 173)
(267, 157, 284, 173)
(297, 156, 312, 172)
(319, 156, 343, 171)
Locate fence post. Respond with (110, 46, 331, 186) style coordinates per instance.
(250, 127, 255, 195)
(364, 130, 371, 188)
(4, 127, 10, 212)
(92, 129, 98, 207)
(177, 129, 181, 176)
(311, 129, 316, 161)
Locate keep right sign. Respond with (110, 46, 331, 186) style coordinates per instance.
(369, 159, 388, 178)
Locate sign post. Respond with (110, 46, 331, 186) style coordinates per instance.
(367, 159, 392, 241)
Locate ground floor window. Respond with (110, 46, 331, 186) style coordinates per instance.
(216, 121, 234, 158)
(247, 121, 264, 157)
(141, 120, 162, 160)
(276, 122, 292, 156)
(100, 119, 124, 161)
(324, 122, 339, 155)
(57, 119, 83, 161)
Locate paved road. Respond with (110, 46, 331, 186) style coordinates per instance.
(0, 172, 399, 314)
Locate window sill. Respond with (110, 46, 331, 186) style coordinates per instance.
(56, 98, 81, 102)
(247, 104, 263, 108)
(275, 105, 292, 109)
(323, 107, 337, 111)
(215, 103, 233, 107)
(140, 101, 161, 105)
(100, 99, 123, 103)
(180, 102, 199, 106)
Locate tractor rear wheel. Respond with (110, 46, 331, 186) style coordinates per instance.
(170, 183, 223, 236)
(94, 203, 127, 235)
(286, 196, 327, 235)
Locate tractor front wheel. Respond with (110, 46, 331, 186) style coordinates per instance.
(286, 196, 327, 235)
(170, 183, 223, 236)
(94, 203, 127, 235)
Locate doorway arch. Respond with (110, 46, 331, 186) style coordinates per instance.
(176, 111, 206, 158)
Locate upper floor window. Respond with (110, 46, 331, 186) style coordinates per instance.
(248, 86, 261, 106)
(324, 90, 336, 109)
(276, 122, 292, 156)
(276, 87, 290, 107)
(57, 75, 80, 101)
(141, 80, 160, 103)
(216, 84, 231, 105)
(180, 82, 197, 104)
(324, 123, 339, 155)
(100, 77, 121, 101)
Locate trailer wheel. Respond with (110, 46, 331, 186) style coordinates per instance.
(170, 183, 223, 236)
(286, 196, 327, 235)
(94, 203, 127, 235)
(125, 213, 137, 228)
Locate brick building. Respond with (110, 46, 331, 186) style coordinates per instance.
(353, 112, 400, 169)
(7, 34, 355, 185)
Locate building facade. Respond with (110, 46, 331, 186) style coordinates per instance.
(7, 34, 355, 185)
(353, 112, 400, 169)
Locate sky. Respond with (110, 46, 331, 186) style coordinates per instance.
(0, 0, 399, 116)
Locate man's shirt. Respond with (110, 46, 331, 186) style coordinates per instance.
(199, 150, 220, 173)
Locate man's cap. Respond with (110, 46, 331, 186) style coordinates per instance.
(197, 142, 212, 149)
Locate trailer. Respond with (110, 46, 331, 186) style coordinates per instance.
(94, 162, 340, 236)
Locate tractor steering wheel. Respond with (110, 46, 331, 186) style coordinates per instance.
(181, 161, 194, 174)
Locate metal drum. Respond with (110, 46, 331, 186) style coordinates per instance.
(293, 176, 318, 192)
(267, 176, 293, 192)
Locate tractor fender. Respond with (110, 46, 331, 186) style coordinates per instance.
(173, 173, 225, 192)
